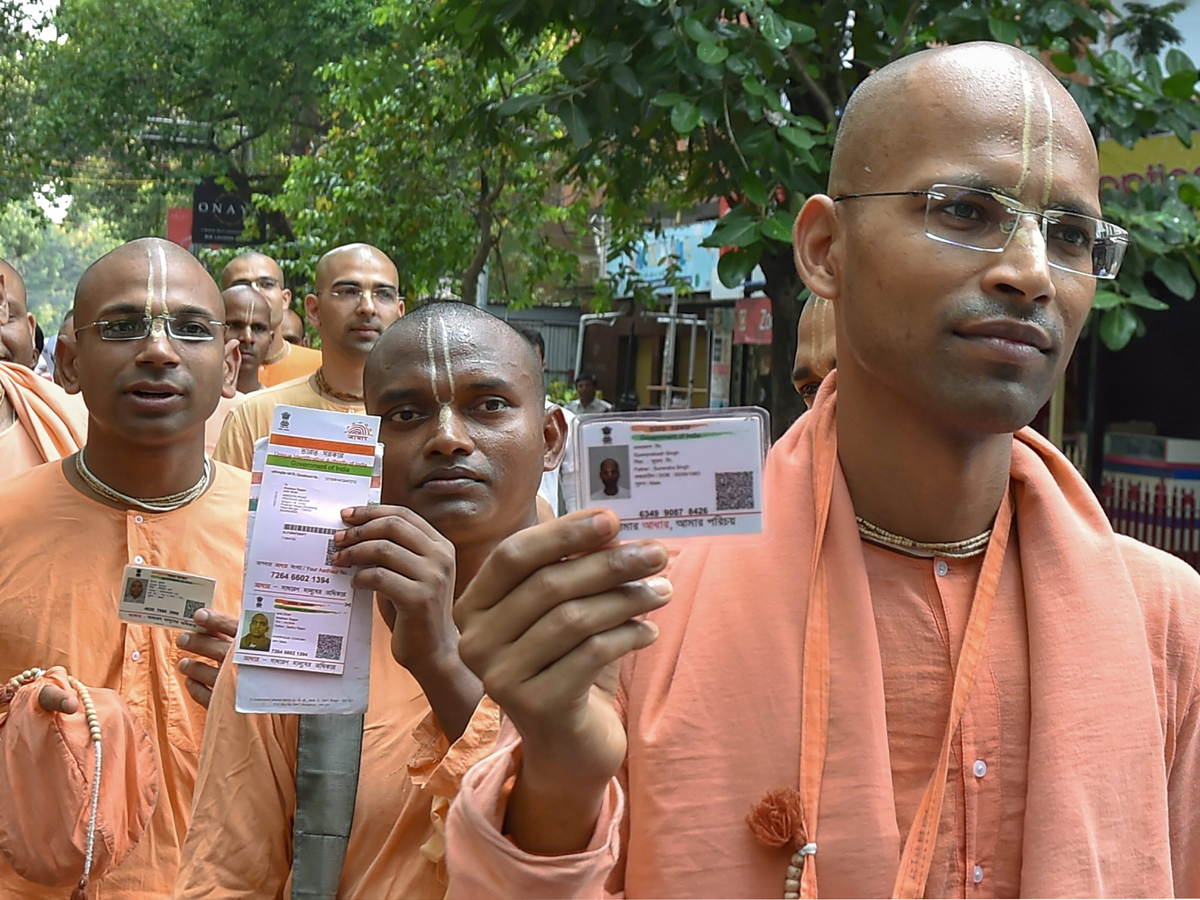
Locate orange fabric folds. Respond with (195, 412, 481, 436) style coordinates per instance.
(0, 667, 158, 887)
(0, 361, 87, 462)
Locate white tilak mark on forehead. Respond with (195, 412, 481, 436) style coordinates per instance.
(425, 320, 442, 400)
(145, 245, 155, 318)
(438, 318, 455, 428)
(1039, 83, 1055, 207)
(1014, 66, 1035, 196)
(155, 243, 169, 314)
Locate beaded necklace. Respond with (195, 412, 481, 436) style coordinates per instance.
(313, 367, 364, 404)
(262, 341, 289, 366)
(855, 516, 992, 559)
(75, 450, 211, 513)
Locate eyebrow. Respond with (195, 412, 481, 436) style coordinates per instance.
(331, 278, 398, 290)
(792, 365, 814, 382)
(936, 175, 1101, 219)
(372, 377, 522, 407)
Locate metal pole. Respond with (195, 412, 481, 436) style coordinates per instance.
(685, 316, 698, 407)
(661, 290, 678, 409)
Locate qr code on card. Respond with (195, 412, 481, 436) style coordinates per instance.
(715, 471, 755, 511)
(182, 599, 206, 622)
(315, 633, 343, 660)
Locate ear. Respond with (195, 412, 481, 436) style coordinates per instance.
(397, 299, 406, 319)
(304, 293, 321, 330)
(24, 312, 36, 343)
(792, 194, 842, 303)
(542, 404, 568, 473)
(282, 287, 292, 307)
(56, 334, 82, 395)
(222, 339, 239, 398)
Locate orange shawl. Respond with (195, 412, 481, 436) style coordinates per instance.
(0, 362, 87, 462)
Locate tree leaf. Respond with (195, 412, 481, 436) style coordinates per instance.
(1153, 256, 1196, 300)
(784, 18, 817, 44)
(1049, 53, 1076, 74)
(758, 10, 792, 50)
(1162, 70, 1198, 100)
(1040, 0, 1074, 32)
(742, 172, 769, 206)
(1127, 290, 1170, 311)
(742, 76, 766, 96)
(705, 206, 762, 248)
(697, 42, 729, 65)
(632, 0, 660, 7)
(670, 100, 702, 133)
(683, 17, 717, 45)
(1165, 48, 1195, 77)
(987, 18, 1019, 45)
(1100, 306, 1138, 350)
(717, 247, 761, 287)
(650, 92, 686, 107)
(780, 125, 815, 150)
(1179, 181, 1200, 208)
(761, 211, 794, 242)
(1101, 50, 1133, 83)
(611, 64, 644, 97)
(1092, 290, 1124, 310)
(559, 102, 590, 149)
(497, 94, 547, 115)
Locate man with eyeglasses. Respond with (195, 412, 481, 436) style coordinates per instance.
(0, 261, 88, 480)
(445, 43, 1200, 898)
(215, 243, 404, 470)
(0, 238, 252, 899)
(220, 251, 323, 388)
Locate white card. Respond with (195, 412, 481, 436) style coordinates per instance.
(233, 405, 381, 677)
(118, 565, 217, 630)
(571, 407, 768, 538)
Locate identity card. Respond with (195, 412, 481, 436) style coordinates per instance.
(570, 407, 769, 538)
(118, 565, 217, 630)
(233, 405, 382, 676)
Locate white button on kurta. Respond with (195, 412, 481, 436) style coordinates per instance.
(131, 650, 141, 662)
(973, 865, 984, 884)
(134, 555, 145, 564)
(935, 559, 949, 577)
(974, 759, 988, 777)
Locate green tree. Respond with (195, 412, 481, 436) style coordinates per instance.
(260, 4, 593, 305)
(445, 0, 1200, 433)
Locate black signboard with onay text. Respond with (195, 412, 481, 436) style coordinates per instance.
(192, 178, 252, 245)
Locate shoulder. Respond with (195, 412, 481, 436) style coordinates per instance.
(0, 460, 69, 510)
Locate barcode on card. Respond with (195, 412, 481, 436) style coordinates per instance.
(715, 471, 755, 511)
(325, 539, 338, 566)
(283, 523, 338, 535)
(315, 633, 343, 660)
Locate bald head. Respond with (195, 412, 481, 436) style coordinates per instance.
(830, 43, 1094, 197)
(75, 238, 221, 323)
(0, 257, 35, 367)
(0, 258, 26, 311)
(314, 243, 399, 293)
(221, 251, 282, 289)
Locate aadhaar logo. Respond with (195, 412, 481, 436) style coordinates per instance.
(345, 422, 372, 441)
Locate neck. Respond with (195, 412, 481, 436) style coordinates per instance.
(266, 328, 286, 360)
(316, 348, 366, 399)
(834, 370, 1011, 543)
(72, 423, 208, 503)
(237, 373, 261, 394)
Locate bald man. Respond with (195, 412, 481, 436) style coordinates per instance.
(221, 284, 272, 394)
(214, 243, 404, 470)
(220, 251, 321, 386)
(175, 303, 567, 899)
(446, 43, 1200, 898)
(0, 238, 250, 899)
(0, 264, 87, 478)
(281, 306, 306, 344)
(792, 294, 836, 409)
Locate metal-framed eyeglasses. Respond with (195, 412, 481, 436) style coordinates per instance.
(321, 285, 402, 305)
(230, 276, 282, 292)
(832, 184, 1129, 279)
(75, 312, 227, 342)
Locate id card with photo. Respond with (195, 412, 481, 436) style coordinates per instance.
(571, 407, 769, 538)
(233, 405, 382, 676)
(118, 565, 217, 630)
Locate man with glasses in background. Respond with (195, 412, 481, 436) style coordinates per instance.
(215, 243, 404, 470)
(445, 43, 1200, 898)
(0, 238, 249, 898)
(221, 251, 322, 387)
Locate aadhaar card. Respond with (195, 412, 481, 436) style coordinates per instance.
(118, 564, 217, 630)
(233, 405, 381, 676)
(570, 407, 769, 538)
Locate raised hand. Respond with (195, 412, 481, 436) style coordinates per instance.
(176, 607, 238, 708)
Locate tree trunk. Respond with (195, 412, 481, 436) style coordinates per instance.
(759, 245, 807, 441)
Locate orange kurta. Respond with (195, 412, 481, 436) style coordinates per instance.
(203, 391, 245, 456)
(172, 602, 500, 900)
(257, 342, 322, 388)
(446, 377, 1200, 898)
(0, 461, 251, 900)
(213, 375, 363, 471)
(0, 360, 87, 477)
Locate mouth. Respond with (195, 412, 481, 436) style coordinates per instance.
(349, 323, 382, 338)
(952, 319, 1053, 362)
(418, 466, 486, 493)
(125, 382, 185, 406)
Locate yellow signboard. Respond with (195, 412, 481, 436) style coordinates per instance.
(1099, 132, 1200, 193)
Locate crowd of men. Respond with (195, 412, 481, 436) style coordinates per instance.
(1, 42, 1199, 900)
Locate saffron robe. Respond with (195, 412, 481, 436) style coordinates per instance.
(446, 376, 1200, 898)
(0, 361, 87, 477)
(0, 461, 251, 899)
(257, 342, 322, 388)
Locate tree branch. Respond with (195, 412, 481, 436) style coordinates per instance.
(887, 0, 924, 63)
(785, 45, 838, 123)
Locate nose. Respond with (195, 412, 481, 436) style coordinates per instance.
(983, 215, 1056, 305)
(135, 321, 181, 367)
(355, 290, 378, 317)
(425, 404, 474, 458)
(235, 323, 254, 346)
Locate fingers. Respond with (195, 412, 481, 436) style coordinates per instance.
(339, 505, 443, 547)
(497, 579, 671, 684)
(183, 675, 214, 709)
(179, 656, 219, 689)
(37, 684, 79, 715)
(334, 538, 446, 583)
(176, 631, 232, 665)
(456, 510, 623, 618)
(523, 618, 660, 704)
(193, 607, 238, 638)
(460, 540, 669, 650)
